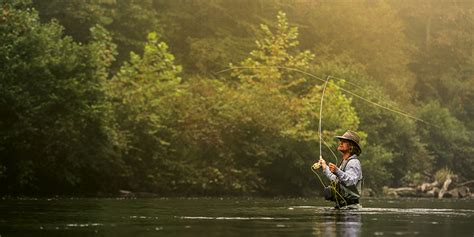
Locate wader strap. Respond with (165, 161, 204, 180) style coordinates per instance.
(340, 156, 357, 171)
(340, 156, 362, 198)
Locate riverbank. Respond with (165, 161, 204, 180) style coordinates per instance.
(382, 175, 474, 199)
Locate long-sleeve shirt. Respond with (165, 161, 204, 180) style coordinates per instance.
(322, 154, 362, 187)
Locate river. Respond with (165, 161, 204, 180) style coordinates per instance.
(0, 197, 473, 236)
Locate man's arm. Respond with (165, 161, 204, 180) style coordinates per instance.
(323, 166, 338, 182)
(334, 159, 362, 186)
(320, 158, 337, 182)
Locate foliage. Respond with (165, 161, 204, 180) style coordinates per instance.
(417, 101, 474, 180)
(347, 76, 430, 187)
(32, 0, 162, 70)
(392, 0, 474, 129)
(229, 12, 361, 195)
(1, 1, 473, 196)
(106, 32, 182, 192)
(362, 145, 394, 191)
(0, 3, 122, 194)
(291, 0, 415, 102)
(434, 167, 454, 184)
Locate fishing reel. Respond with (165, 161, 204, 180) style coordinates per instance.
(312, 161, 321, 170)
(311, 155, 324, 170)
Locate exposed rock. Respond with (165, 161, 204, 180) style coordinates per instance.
(448, 188, 459, 198)
(450, 186, 471, 198)
(362, 188, 375, 197)
(382, 186, 399, 197)
(118, 190, 160, 198)
(394, 187, 417, 197)
(386, 174, 473, 199)
(426, 187, 439, 197)
(119, 190, 135, 197)
(458, 186, 471, 198)
(420, 181, 439, 192)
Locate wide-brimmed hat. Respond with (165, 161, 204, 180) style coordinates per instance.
(335, 130, 361, 153)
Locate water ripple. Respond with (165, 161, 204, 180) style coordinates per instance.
(289, 206, 474, 217)
(178, 216, 291, 220)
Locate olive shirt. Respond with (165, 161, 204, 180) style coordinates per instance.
(322, 154, 362, 187)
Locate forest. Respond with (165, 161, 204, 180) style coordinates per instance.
(1, 0, 473, 197)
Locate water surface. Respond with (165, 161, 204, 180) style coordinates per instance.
(1, 197, 473, 236)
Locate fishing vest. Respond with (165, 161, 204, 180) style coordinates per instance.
(338, 156, 363, 200)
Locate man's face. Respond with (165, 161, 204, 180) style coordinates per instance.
(337, 139, 350, 153)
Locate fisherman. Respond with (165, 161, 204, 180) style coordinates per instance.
(318, 130, 363, 209)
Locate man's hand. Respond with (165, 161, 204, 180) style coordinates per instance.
(329, 163, 338, 173)
(319, 157, 327, 170)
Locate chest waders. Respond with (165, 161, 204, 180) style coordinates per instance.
(335, 157, 362, 207)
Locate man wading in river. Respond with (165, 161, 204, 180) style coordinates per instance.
(318, 130, 363, 209)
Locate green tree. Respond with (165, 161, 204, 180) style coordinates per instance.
(152, 0, 285, 75)
(392, 0, 474, 123)
(32, 0, 162, 71)
(417, 102, 474, 181)
(107, 32, 182, 192)
(229, 12, 361, 195)
(0, 3, 122, 195)
(294, 0, 415, 102)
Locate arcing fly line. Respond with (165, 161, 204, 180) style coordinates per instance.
(312, 74, 347, 207)
(215, 65, 427, 205)
(215, 66, 429, 125)
(308, 75, 330, 188)
(318, 76, 331, 163)
(322, 138, 339, 164)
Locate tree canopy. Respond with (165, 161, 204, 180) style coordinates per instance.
(1, 0, 472, 196)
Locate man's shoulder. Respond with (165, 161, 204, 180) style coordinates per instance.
(347, 156, 361, 166)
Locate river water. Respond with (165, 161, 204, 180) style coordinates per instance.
(0, 197, 473, 236)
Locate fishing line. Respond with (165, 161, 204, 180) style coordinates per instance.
(314, 75, 346, 206)
(322, 138, 339, 164)
(322, 74, 367, 91)
(308, 75, 329, 187)
(319, 75, 331, 162)
(215, 66, 429, 125)
(310, 167, 347, 207)
(311, 166, 327, 188)
(215, 65, 420, 205)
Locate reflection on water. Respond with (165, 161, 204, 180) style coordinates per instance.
(313, 211, 362, 237)
(0, 198, 473, 237)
